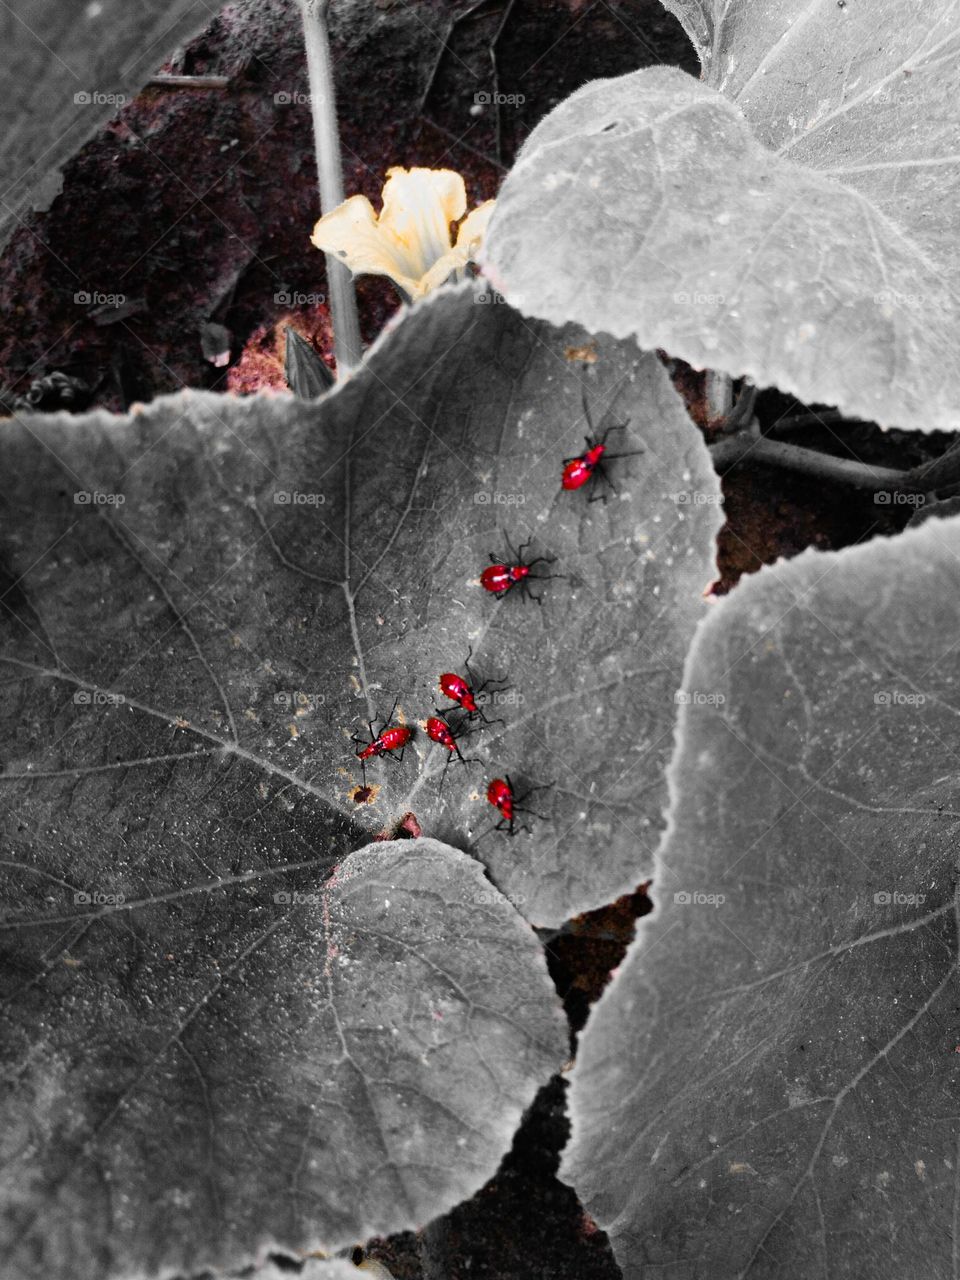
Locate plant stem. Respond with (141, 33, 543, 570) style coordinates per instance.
(298, 0, 363, 376)
(704, 370, 734, 423)
(904, 439, 960, 492)
(764, 408, 872, 436)
(719, 380, 757, 435)
(709, 431, 922, 492)
(147, 75, 231, 89)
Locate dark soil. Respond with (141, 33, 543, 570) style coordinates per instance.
(0, 0, 695, 407)
(3, 2, 957, 1278)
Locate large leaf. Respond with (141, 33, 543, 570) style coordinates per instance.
(257, 1263, 363, 1280)
(0, 282, 718, 1276)
(562, 517, 960, 1277)
(481, 4, 960, 431)
(0, 0, 209, 245)
(0, 283, 720, 927)
(1, 832, 565, 1280)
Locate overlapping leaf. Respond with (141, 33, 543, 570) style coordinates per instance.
(257, 1262, 363, 1280)
(1, 830, 565, 1280)
(482, 3, 960, 430)
(0, 282, 719, 1277)
(0, 283, 719, 927)
(563, 516, 960, 1278)
(0, 0, 209, 244)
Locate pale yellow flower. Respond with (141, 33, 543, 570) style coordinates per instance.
(311, 166, 496, 301)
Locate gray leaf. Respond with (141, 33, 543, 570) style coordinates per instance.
(562, 516, 960, 1277)
(0, 281, 719, 1279)
(285, 328, 335, 398)
(0, 283, 720, 927)
(1, 833, 565, 1280)
(0, 1, 209, 244)
(482, 3, 960, 430)
(255, 1263, 363, 1280)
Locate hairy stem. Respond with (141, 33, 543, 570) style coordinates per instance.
(298, 0, 363, 376)
(763, 408, 869, 436)
(905, 439, 960, 492)
(147, 74, 231, 89)
(704, 370, 734, 423)
(718, 380, 758, 435)
(709, 431, 922, 492)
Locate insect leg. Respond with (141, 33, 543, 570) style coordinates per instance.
(581, 385, 597, 438)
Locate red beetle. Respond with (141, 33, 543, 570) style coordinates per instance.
(480, 538, 560, 605)
(355, 724, 412, 764)
(561, 388, 642, 500)
(485, 775, 551, 837)
(487, 777, 515, 829)
(439, 670, 477, 715)
(425, 713, 478, 793)
(351, 697, 413, 781)
(438, 646, 508, 724)
(426, 715, 459, 752)
(561, 441, 609, 492)
(480, 562, 524, 594)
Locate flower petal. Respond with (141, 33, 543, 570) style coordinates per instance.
(311, 195, 423, 296)
(412, 249, 465, 298)
(454, 199, 496, 260)
(378, 167, 466, 280)
(413, 200, 498, 296)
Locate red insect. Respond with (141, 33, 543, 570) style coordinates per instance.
(485, 774, 551, 837)
(425, 715, 462, 753)
(437, 645, 509, 725)
(480, 537, 560, 605)
(487, 777, 515, 829)
(351, 697, 413, 781)
(425, 714, 479, 793)
(561, 388, 642, 500)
